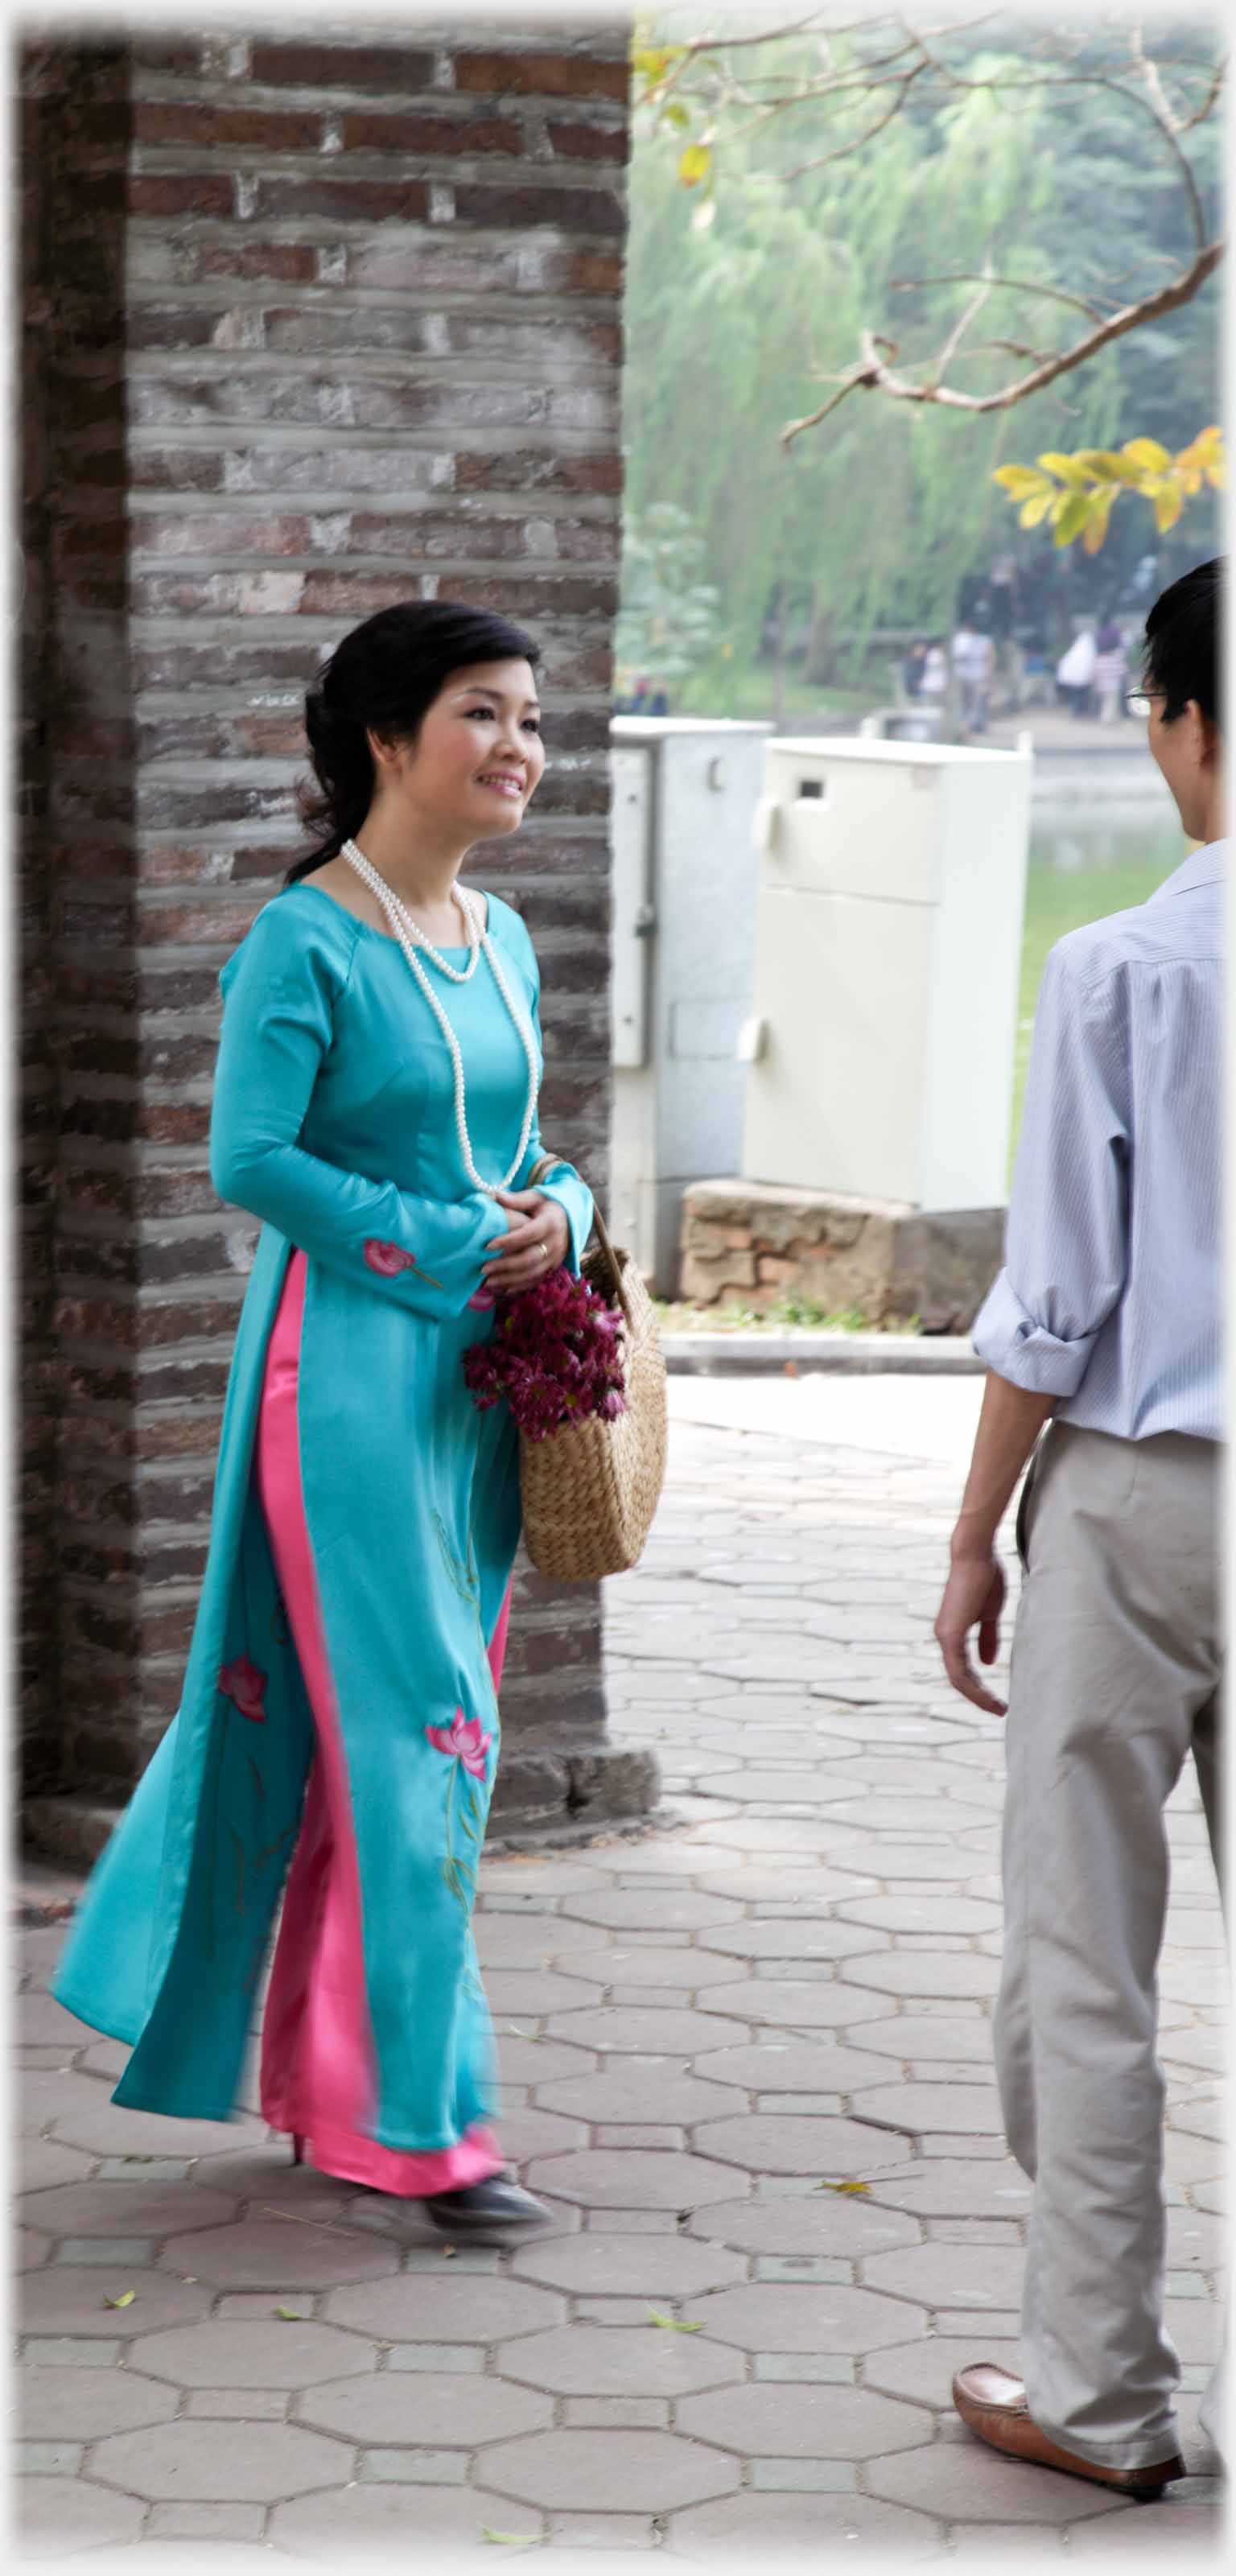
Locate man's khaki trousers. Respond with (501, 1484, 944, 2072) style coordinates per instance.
(995, 1420, 1224, 2470)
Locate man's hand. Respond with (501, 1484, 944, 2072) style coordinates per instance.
(481, 1189, 571, 1295)
(934, 1550, 1009, 1716)
(934, 1373, 1053, 1714)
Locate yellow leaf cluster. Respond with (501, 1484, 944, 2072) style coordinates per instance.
(678, 142, 713, 189)
(632, 44, 685, 87)
(631, 29, 688, 105)
(993, 428, 1225, 553)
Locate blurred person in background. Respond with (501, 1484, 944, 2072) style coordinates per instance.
(953, 616, 994, 732)
(1056, 622, 1098, 717)
(1094, 617, 1129, 723)
(902, 637, 929, 699)
(921, 637, 949, 701)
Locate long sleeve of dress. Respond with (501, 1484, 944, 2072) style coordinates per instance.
(507, 917, 595, 1276)
(210, 904, 499, 1319)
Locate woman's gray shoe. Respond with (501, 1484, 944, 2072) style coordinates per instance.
(423, 2173, 550, 2231)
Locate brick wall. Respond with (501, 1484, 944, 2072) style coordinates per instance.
(17, 48, 62, 1796)
(19, 43, 136, 1798)
(20, 22, 652, 1845)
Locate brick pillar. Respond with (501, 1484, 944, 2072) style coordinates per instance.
(16, 45, 64, 1799)
(20, 24, 658, 1862)
(19, 42, 138, 1803)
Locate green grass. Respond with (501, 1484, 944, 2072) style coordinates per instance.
(654, 1297, 920, 1334)
(673, 663, 886, 725)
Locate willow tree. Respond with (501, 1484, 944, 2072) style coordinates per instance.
(637, 10, 1222, 441)
(627, 7, 1222, 643)
(624, 17, 1183, 684)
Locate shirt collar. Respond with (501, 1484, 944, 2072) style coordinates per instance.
(1148, 837, 1229, 902)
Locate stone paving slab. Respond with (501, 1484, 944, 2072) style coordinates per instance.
(14, 1383, 1226, 2564)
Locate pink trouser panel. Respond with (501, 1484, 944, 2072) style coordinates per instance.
(253, 1249, 507, 2195)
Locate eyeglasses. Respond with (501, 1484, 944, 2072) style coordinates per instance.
(1124, 689, 1166, 718)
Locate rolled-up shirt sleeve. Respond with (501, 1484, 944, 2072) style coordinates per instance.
(973, 942, 1130, 1399)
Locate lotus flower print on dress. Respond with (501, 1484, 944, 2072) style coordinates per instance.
(426, 1708, 492, 1779)
(364, 1239, 444, 1288)
(217, 1655, 267, 1722)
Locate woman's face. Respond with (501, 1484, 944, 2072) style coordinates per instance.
(378, 657, 546, 843)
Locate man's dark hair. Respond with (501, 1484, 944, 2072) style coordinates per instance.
(1142, 557, 1223, 727)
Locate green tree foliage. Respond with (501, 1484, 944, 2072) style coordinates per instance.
(614, 502, 723, 688)
(624, 19, 1222, 680)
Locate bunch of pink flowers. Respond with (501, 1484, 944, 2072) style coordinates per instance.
(462, 1264, 627, 1441)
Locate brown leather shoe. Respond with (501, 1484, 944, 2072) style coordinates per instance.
(952, 2364, 1187, 2502)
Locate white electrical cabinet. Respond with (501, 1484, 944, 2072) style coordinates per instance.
(610, 718, 773, 1288)
(741, 735, 1032, 1211)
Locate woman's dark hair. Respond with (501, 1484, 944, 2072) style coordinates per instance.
(288, 600, 542, 884)
(1142, 557, 1223, 727)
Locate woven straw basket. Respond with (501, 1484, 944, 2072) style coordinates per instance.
(519, 1155, 667, 1581)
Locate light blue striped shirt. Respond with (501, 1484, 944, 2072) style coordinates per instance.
(973, 839, 1226, 1440)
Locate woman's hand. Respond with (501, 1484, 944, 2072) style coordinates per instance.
(481, 1189, 571, 1296)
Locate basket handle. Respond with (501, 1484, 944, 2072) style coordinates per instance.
(526, 1151, 632, 1325)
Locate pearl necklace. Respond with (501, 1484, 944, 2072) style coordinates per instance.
(346, 842, 484, 983)
(341, 839, 540, 1197)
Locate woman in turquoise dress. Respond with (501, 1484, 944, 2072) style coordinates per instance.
(52, 601, 593, 2228)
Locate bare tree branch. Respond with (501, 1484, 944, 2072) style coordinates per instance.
(1127, 23, 1223, 137)
(888, 271, 1112, 326)
(654, 8, 998, 58)
(962, 339, 1058, 365)
(639, 12, 1223, 445)
(1176, 58, 1227, 134)
(649, 10, 863, 66)
(777, 64, 927, 175)
(929, 263, 994, 384)
(780, 239, 1224, 446)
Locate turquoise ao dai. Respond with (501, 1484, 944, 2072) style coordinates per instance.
(52, 884, 593, 2170)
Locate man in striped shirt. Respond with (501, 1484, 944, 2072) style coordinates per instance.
(934, 558, 1225, 2500)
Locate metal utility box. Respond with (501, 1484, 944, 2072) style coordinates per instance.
(740, 735, 1032, 1210)
(610, 718, 773, 1290)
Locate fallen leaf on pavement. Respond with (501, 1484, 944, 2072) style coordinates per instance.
(102, 2290, 136, 2309)
(648, 2308, 702, 2331)
(815, 2178, 871, 2195)
(274, 2306, 307, 2321)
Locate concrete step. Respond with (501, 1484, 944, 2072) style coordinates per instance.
(663, 1330, 980, 1377)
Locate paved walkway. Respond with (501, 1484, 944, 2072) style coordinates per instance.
(15, 1379, 1226, 2566)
